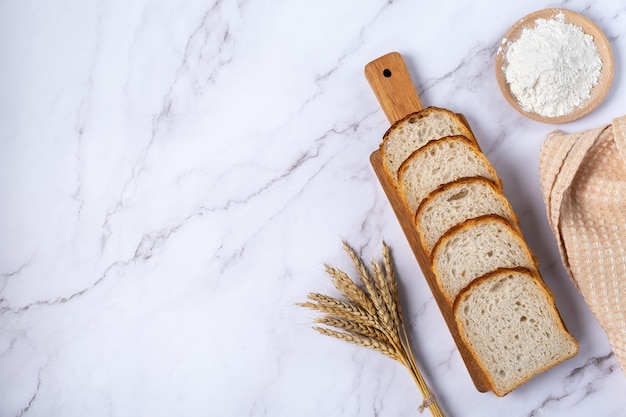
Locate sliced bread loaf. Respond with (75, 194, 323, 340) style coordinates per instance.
(431, 215, 538, 304)
(380, 107, 475, 182)
(454, 268, 578, 396)
(398, 136, 501, 214)
(415, 177, 519, 254)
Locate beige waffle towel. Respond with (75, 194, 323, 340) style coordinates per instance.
(539, 115, 626, 373)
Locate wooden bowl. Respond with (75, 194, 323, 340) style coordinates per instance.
(495, 9, 614, 124)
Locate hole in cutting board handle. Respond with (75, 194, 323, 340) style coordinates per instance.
(364, 52, 423, 123)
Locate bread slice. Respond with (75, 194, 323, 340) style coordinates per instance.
(431, 215, 538, 304)
(398, 136, 502, 213)
(415, 177, 519, 254)
(454, 268, 578, 396)
(380, 107, 475, 183)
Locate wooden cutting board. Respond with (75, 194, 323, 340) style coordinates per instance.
(365, 52, 490, 392)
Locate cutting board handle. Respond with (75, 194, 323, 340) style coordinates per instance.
(365, 52, 423, 124)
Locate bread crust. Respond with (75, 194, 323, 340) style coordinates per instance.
(413, 176, 519, 254)
(397, 135, 486, 183)
(381, 106, 476, 146)
(396, 135, 502, 215)
(379, 106, 477, 184)
(430, 214, 540, 305)
(453, 267, 579, 396)
(415, 177, 511, 223)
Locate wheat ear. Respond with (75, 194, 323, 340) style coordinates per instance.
(301, 241, 446, 417)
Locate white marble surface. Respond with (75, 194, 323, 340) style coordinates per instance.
(1, 0, 626, 416)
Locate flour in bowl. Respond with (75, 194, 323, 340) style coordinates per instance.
(504, 13, 602, 118)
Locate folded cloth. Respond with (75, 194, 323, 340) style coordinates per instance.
(539, 116, 626, 373)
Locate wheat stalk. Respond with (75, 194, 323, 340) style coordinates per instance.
(315, 315, 388, 342)
(313, 326, 400, 360)
(300, 241, 446, 417)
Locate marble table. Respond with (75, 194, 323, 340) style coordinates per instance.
(1, 0, 626, 416)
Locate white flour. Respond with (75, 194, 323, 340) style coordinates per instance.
(504, 13, 602, 118)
